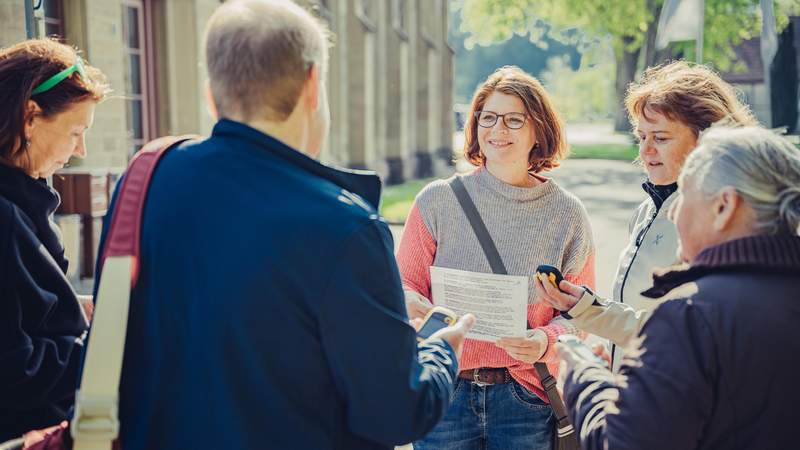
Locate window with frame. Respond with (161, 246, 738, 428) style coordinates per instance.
(122, 0, 157, 155)
(43, 0, 65, 40)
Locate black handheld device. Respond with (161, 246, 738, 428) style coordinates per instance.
(536, 264, 564, 290)
(416, 306, 459, 342)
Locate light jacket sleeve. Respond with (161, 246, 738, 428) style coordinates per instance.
(318, 218, 458, 446)
(564, 289, 652, 348)
(563, 299, 715, 450)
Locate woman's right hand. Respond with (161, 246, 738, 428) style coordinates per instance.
(405, 290, 433, 320)
(534, 273, 585, 311)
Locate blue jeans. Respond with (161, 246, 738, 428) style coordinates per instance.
(414, 378, 554, 450)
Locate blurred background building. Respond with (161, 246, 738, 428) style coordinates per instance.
(0, 0, 455, 183)
(0, 0, 455, 287)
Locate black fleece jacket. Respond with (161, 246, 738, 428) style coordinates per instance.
(0, 163, 88, 442)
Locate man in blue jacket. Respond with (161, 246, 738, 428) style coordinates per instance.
(93, 1, 474, 449)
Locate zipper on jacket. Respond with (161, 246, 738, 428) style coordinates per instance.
(611, 205, 660, 365)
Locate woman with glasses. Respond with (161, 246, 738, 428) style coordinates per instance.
(0, 39, 108, 443)
(396, 66, 595, 449)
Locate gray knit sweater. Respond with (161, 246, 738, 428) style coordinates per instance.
(397, 166, 596, 397)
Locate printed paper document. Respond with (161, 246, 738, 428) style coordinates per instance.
(430, 266, 527, 341)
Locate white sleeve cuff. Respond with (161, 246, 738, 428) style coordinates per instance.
(567, 288, 599, 319)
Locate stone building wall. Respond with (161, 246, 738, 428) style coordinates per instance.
(1, 0, 455, 184)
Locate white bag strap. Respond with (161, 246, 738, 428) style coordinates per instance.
(71, 256, 131, 450)
(71, 136, 197, 450)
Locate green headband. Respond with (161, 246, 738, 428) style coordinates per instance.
(31, 57, 87, 95)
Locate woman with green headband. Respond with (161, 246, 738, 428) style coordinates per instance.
(0, 39, 108, 444)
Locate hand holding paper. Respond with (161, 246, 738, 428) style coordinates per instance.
(496, 328, 548, 363)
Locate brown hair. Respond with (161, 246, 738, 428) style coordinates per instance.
(0, 39, 108, 168)
(625, 61, 758, 135)
(205, 0, 330, 122)
(464, 66, 567, 173)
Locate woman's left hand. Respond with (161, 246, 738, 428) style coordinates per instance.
(495, 329, 548, 363)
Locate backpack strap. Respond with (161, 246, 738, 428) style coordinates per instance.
(71, 136, 197, 450)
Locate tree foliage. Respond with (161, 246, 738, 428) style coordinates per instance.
(540, 50, 617, 121)
(449, 7, 582, 103)
(455, 0, 797, 72)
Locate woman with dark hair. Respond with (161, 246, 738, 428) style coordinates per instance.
(397, 66, 595, 449)
(0, 39, 108, 442)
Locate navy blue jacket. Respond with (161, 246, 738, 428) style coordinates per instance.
(0, 164, 88, 442)
(94, 120, 458, 450)
(564, 234, 800, 450)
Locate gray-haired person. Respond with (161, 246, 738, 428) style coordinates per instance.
(556, 126, 800, 450)
(93, 1, 475, 449)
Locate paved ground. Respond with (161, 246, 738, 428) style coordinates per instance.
(389, 158, 647, 298)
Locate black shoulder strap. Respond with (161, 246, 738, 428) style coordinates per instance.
(448, 175, 576, 442)
(448, 176, 507, 275)
(535, 362, 576, 440)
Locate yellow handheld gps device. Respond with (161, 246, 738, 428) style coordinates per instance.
(536, 264, 564, 290)
(416, 306, 459, 342)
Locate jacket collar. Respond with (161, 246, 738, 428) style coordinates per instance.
(642, 181, 678, 210)
(212, 119, 382, 209)
(0, 162, 68, 271)
(0, 162, 61, 221)
(642, 234, 800, 298)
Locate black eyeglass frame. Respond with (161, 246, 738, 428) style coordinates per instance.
(474, 110, 528, 130)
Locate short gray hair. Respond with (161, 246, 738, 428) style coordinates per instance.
(681, 126, 800, 236)
(205, 0, 329, 121)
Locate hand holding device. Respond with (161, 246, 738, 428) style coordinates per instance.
(556, 335, 609, 368)
(417, 306, 459, 341)
(418, 307, 476, 362)
(534, 265, 584, 311)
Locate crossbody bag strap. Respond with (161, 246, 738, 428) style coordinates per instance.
(71, 136, 198, 450)
(447, 175, 575, 439)
(534, 362, 575, 438)
(448, 176, 507, 275)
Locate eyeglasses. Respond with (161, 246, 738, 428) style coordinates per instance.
(474, 111, 527, 130)
(31, 57, 87, 95)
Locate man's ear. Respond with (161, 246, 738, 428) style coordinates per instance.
(712, 187, 741, 232)
(303, 64, 321, 113)
(204, 81, 219, 120)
